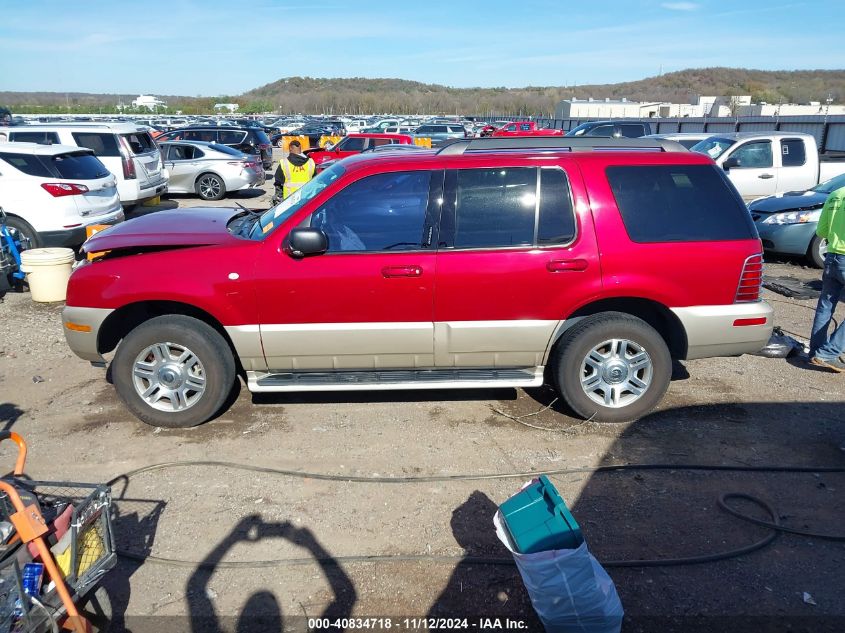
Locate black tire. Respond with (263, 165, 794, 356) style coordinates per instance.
(4, 216, 40, 250)
(195, 172, 226, 201)
(552, 312, 672, 423)
(78, 586, 112, 632)
(112, 315, 236, 428)
(808, 234, 827, 269)
(276, 138, 285, 148)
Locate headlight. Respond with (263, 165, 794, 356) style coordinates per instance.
(761, 209, 822, 225)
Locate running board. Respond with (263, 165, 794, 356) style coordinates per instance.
(246, 367, 544, 392)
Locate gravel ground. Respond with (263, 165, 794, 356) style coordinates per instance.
(1, 160, 844, 632)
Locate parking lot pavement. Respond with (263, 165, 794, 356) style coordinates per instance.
(1, 187, 844, 631)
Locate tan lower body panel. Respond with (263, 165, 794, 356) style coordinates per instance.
(434, 320, 558, 367)
(671, 302, 774, 359)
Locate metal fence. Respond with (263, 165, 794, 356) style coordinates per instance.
(472, 114, 845, 153)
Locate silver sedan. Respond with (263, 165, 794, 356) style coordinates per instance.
(159, 141, 265, 200)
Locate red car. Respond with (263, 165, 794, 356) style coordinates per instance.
(63, 137, 772, 428)
(306, 133, 414, 170)
(491, 121, 564, 137)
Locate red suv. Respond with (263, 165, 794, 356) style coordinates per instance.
(306, 133, 414, 171)
(63, 137, 772, 428)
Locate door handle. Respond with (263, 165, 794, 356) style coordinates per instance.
(382, 265, 423, 278)
(758, 174, 774, 179)
(547, 259, 588, 272)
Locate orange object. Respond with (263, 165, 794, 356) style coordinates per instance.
(9, 503, 48, 542)
(64, 322, 92, 333)
(0, 431, 27, 475)
(85, 224, 111, 261)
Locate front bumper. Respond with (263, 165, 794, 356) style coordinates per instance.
(755, 221, 818, 257)
(62, 306, 114, 363)
(672, 302, 774, 360)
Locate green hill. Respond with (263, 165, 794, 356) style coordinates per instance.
(2, 68, 844, 116)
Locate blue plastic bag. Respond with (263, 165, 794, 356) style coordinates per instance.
(495, 511, 623, 633)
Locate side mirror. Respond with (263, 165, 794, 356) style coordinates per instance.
(286, 228, 327, 258)
(723, 156, 741, 171)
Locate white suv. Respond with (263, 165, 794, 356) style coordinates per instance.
(0, 143, 124, 248)
(4, 123, 168, 207)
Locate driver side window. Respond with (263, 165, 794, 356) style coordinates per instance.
(732, 141, 773, 169)
(309, 171, 432, 253)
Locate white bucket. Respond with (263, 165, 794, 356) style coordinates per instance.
(19, 248, 75, 302)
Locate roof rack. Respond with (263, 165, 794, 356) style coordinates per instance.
(436, 136, 688, 155)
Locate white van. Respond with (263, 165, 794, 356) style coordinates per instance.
(5, 123, 168, 206)
(0, 143, 124, 248)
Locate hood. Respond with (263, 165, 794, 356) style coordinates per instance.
(83, 207, 242, 254)
(748, 189, 827, 214)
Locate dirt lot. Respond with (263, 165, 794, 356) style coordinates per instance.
(1, 159, 844, 632)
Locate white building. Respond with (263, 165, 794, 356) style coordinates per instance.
(737, 102, 845, 116)
(131, 95, 167, 111)
(214, 103, 240, 113)
(556, 98, 661, 119)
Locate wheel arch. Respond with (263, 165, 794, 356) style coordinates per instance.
(97, 300, 242, 371)
(547, 297, 688, 361)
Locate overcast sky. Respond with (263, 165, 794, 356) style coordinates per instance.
(0, 0, 842, 95)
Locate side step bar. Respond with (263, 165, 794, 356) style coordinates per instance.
(246, 367, 544, 392)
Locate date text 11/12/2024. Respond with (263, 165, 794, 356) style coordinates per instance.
(308, 617, 529, 630)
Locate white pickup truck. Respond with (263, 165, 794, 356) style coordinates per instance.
(692, 132, 845, 201)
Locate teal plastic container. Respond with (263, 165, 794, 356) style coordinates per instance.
(499, 475, 583, 554)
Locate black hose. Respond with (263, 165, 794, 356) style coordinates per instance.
(110, 460, 845, 570)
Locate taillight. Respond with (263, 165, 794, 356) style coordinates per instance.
(118, 136, 137, 180)
(41, 183, 90, 197)
(735, 254, 764, 303)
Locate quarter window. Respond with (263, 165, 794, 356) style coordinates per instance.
(310, 171, 432, 252)
(781, 138, 806, 167)
(72, 132, 121, 157)
(0, 153, 52, 177)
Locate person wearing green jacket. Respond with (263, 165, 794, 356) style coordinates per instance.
(809, 186, 845, 372)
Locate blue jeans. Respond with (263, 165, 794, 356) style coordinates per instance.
(810, 252, 845, 360)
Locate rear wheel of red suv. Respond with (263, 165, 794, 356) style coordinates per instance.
(112, 315, 236, 428)
(552, 312, 671, 423)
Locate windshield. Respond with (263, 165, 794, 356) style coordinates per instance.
(248, 163, 346, 240)
(691, 137, 735, 160)
(813, 172, 845, 194)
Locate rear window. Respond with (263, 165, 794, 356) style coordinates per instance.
(0, 153, 53, 177)
(120, 132, 156, 155)
(606, 164, 755, 243)
(50, 152, 111, 180)
(72, 132, 121, 157)
(209, 143, 243, 157)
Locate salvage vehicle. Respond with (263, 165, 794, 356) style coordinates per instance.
(412, 124, 468, 147)
(749, 171, 845, 267)
(63, 137, 772, 428)
(157, 127, 273, 170)
(491, 121, 564, 137)
(0, 143, 123, 248)
(159, 141, 265, 201)
(691, 132, 845, 201)
(305, 133, 414, 170)
(5, 123, 168, 207)
(565, 120, 653, 138)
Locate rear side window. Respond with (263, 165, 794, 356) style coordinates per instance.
(538, 169, 576, 244)
(607, 165, 755, 243)
(72, 132, 121, 157)
(50, 152, 111, 179)
(219, 130, 247, 145)
(619, 124, 645, 138)
(120, 132, 156, 155)
(781, 138, 806, 167)
(340, 137, 367, 151)
(454, 167, 536, 248)
(0, 153, 53, 177)
(10, 131, 59, 144)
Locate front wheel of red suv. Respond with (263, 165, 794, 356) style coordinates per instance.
(112, 315, 236, 428)
(552, 313, 671, 423)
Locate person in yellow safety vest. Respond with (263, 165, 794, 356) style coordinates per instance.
(273, 140, 315, 199)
